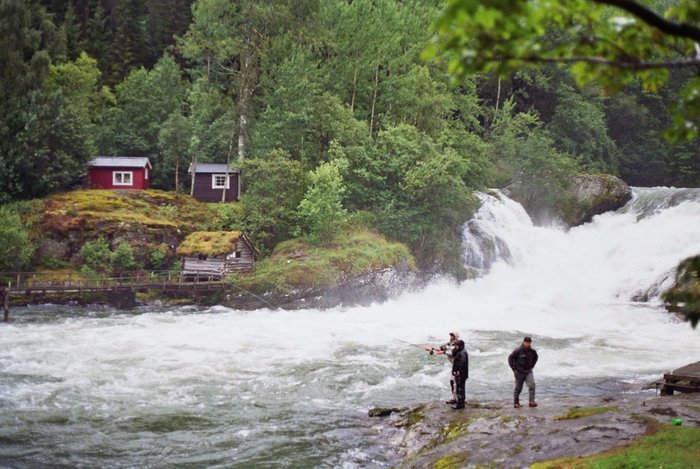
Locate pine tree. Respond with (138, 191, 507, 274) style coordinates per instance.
(108, 0, 148, 85)
(85, 0, 112, 76)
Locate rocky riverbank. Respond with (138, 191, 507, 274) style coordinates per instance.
(370, 392, 700, 468)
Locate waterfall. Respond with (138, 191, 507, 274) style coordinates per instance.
(462, 187, 700, 303)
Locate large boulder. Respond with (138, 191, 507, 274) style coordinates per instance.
(506, 174, 632, 227)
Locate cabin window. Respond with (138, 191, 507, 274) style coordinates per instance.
(234, 251, 242, 259)
(113, 171, 133, 186)
(212, 174, 229, 189)
(198, 254, 208, 260)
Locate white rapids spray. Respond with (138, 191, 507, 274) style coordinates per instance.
(1, 187, 699, 467)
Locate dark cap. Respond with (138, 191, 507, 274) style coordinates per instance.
(523, 336, 532, 342)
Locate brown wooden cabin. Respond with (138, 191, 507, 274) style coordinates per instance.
(177, 231, 258, 280)
(188, 163, 240, 202)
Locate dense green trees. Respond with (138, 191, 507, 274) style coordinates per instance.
(1, 0, 698, 275)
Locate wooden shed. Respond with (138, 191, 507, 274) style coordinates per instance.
(177, 231, 258, 279)
(88, 156, 152, 190)
(188, 163, 240, 202)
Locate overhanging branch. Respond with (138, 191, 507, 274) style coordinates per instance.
(513, 55, 700, 70)
(593, 0, 700, 43)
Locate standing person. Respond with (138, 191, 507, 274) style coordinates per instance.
(425, 332, 460, 404)
(508, 336, 539, 408)
(451, 339, 469, 410)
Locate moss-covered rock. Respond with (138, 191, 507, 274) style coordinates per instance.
(664, 255, 700, 328)
(505, 174, 632, 227)
(228, 229, 417, 309)
(32, 189, 214, 268)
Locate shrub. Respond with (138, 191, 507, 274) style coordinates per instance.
(211, 203, 244, 230)
(296, 162, 347, 244)
(148, 244, 169, 270)
(111, 242, 137, 275)
(80, 237, 112, 271)
(0, 206, 34, 271)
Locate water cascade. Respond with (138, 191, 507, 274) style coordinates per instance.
(1, 188, 699, 466)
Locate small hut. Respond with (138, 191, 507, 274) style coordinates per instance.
(177, 231, 258, 279)
(88, 156, 152, 189)
(188, 163, 240, 202)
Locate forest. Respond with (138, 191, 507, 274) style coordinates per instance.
(1, 0, 699, 275)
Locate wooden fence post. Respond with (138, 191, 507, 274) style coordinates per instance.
(3, 283, 10, 322)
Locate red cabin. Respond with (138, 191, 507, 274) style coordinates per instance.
(87, 157, 152, 190)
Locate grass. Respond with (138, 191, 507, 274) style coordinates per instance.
(176, 231, 243, 256)
(41, 189, 212, 232)
(237, 229, 415, 293)
(554, 406, 617, 421)
(531, 425, 700, 469)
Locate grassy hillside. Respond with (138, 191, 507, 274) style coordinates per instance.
(25, 189, 215, 269)
(237, 229, 416, 294)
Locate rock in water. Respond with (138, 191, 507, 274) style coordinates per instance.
(505, 174, 632, 227)
(564, 174, 632, 226)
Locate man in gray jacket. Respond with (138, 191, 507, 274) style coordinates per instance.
(508, 336, 538, 408)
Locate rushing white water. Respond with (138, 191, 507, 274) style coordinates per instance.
(1, 187, 700, 467)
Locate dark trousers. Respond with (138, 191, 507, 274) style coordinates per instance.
(455, 375, 467, 406)
(514, 370, 535, 404)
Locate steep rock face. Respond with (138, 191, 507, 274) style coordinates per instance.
(505, 174, 632, 227)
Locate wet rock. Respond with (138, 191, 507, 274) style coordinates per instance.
(368, 407, 407, 417)
(370, 394, 700, 468)
(222, 265, 422, 310)
(564, 174, 632, 225)
(505, 174, 632, 227)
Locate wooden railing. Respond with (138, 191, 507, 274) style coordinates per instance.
(0, 270, 226, 292)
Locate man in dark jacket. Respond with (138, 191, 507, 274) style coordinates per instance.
(451, 339, 469, 410)
(508, 336, 538, 408)
(425, 332, 460, 404)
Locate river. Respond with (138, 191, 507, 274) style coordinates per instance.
(1, 188, 699, 467)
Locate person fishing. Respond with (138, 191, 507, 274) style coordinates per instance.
(508, 336, 538, 408)
(451, 339, 469, 409)
(425, 332, 460, 404)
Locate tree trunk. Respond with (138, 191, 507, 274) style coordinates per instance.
(175, 152, 180, 192)
(369, 63, 380, 134)
(190, 154, 197, 196)
(350, 68, 358, 113)
(236, 52, 254, 161)
(495, 77, 502, 111)
(223, 124, 236, 203)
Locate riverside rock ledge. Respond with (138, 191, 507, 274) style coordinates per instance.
(369, 393, 700, 468)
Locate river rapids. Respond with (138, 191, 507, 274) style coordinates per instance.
(1, 187, 700, 467)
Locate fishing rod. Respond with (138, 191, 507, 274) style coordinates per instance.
(351, 326, 439, 353)
(229, 283, 276, 309)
